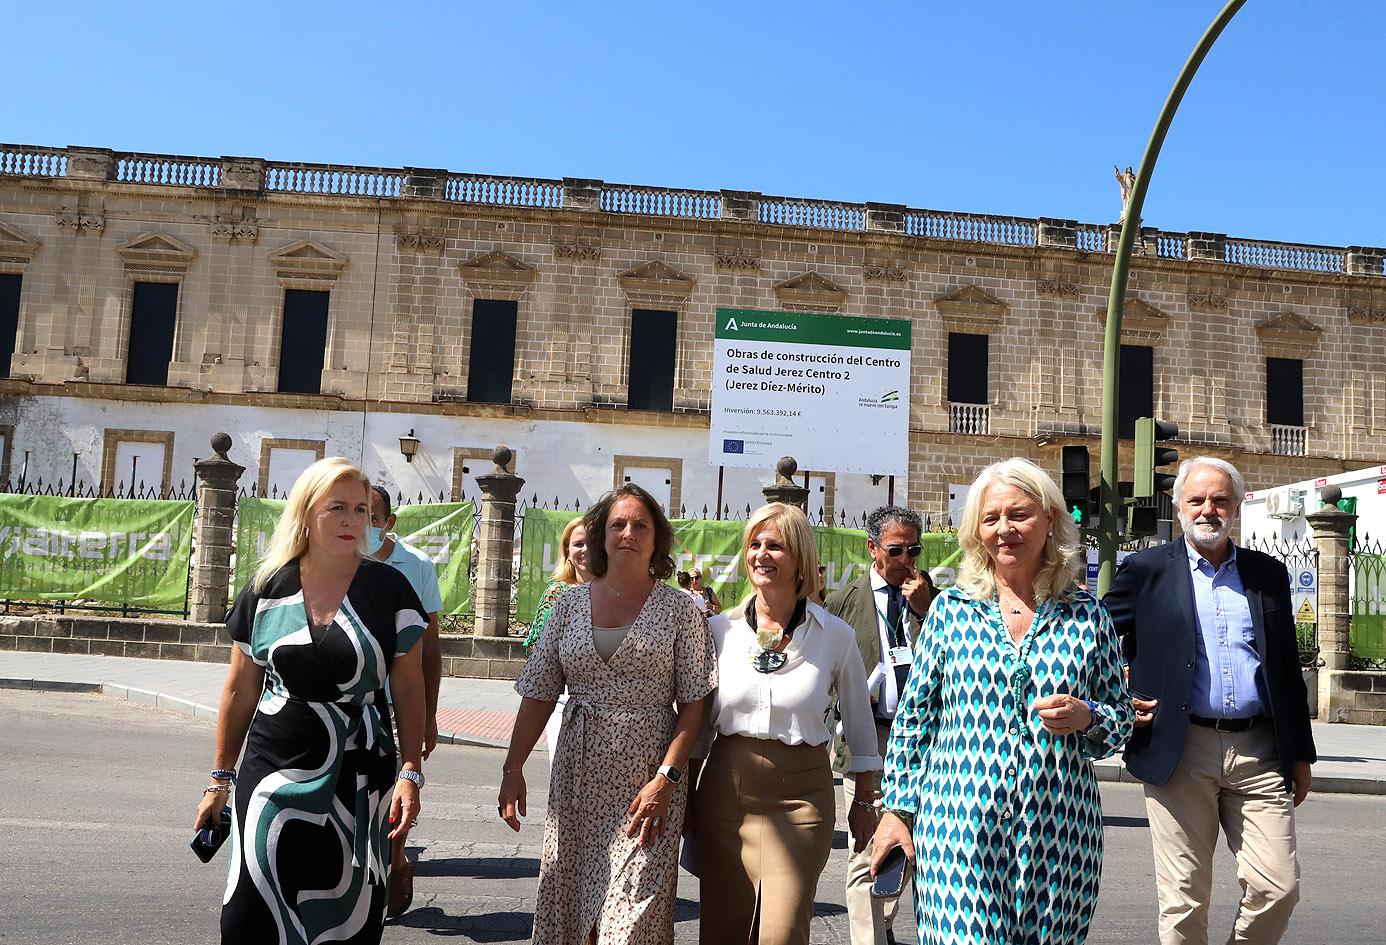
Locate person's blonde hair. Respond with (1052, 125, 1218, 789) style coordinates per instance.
(550, 516, 588, 585)
(743, 503, 820, 602)
(956, 458, 1083, 603)
(252, 457, 371, 592)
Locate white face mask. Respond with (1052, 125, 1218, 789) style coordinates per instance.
(366, 527, 386, 555)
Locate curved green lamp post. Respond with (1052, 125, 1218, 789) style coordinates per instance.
(1097, 0, 1247, 594)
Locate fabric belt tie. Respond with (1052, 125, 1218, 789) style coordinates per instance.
(1190, 715, 1262, 733)
(558, 696, 669, 813)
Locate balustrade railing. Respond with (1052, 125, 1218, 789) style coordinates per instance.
(759, 196, 865, 231)
(0, 144, 67, 178)
(1074, 226, 1108, 253)
(905, 210, 1035, 246)
(601, 184, 720, 219)
(1270, 424, 1307, 456)
(115, 153, 220, 187)
(445, 173, 562, 208)
(1155, 232, 1187, 259)
(264, 163, 404, 197)
(1225, 238, 1344, 273)
(4, 141, 1386, 283)
(949, 402, 990, 435)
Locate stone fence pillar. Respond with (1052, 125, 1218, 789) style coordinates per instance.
(1307, 485, 1357, 720)
(191, 433, 245, 623)
(474, 446, 525, 637)
(761, 456, 809, 510)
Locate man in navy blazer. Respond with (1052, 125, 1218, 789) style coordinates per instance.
(1105, 456, 1315, 945)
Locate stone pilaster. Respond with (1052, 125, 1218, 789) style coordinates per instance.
(562, 178, 603, 212)
(1036, 218, 1077, 249)
(719, 190, 761, 223)
(1186, 231, 1227, 262)
(865, 202, 906, 235)
(474, 446, 526, 637)
(191, 433, 246, 623)
(1345, 246, 1386, 277)
(1307, 486, 1356, 721)
(761, 456, 809, 510)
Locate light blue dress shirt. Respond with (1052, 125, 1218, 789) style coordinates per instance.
(385, 535, 444, 615)
(1186, 540, 1265, 719)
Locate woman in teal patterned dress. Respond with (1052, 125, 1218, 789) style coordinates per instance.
(194, 458, 428, 945)
(871, 458, 1133, 945)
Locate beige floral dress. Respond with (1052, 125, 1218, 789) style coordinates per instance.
(516, 580, 717, 944)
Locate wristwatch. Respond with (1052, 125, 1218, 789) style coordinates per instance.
(398, 769, 425, 789)
(656, 764, 682, 785)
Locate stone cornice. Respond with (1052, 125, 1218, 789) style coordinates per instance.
(618, 260, 696, 305)
(1095, 297, 1169, 344)
(1255, 311, 1323, 358)
(118, 231, 197, 274)
(457, 249, 537, 301)
(0, 220, 41, 270)
(773, 271, 847, 312)
(934, 285, 1007, 332)
(267, 238, 347, 286)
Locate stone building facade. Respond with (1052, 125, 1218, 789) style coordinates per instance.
(1, 143, 1384, 520)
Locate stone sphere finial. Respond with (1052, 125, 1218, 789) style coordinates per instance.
(211, 433, 232, 459)
(1320, 483, 1343, 507)
(775, 456, 799, 481)
(493, 445, 514, 473)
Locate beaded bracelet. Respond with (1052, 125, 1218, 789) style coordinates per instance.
(210, 768, 237, 784)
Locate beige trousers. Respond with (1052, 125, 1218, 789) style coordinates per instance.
(843, 722, 902, 945)
(1144, 722, 1300, 945)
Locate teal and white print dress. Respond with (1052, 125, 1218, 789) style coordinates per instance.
(880, 586, 1133, 945)
(221, 558, 426, 945)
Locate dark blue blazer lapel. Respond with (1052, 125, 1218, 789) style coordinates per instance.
(1165, 540, 1199, 649)
(1239, 547, 1270, 658)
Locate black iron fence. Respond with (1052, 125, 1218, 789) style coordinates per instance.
(1348, 535, 1386, 671)
(1243, 534, 1320, 668)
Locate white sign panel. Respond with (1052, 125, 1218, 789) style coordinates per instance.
(709, 308, 910, 475)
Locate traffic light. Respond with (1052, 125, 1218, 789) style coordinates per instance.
(1061, 446, 1090, 525)
(1134, 417, 1179, 498)
(1128, 504, 1158, 538)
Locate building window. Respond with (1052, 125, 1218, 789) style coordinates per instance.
(947, 332, 988, 404)
(1266, 357, 1304, 427)
(276, 289, 330, 395)
(124, 281, 179, 386)
(627, 308, 677, 412)
(0, 273, 19, 379)
(1118, 344, 1154, 438)
(466, 298, 518, 405)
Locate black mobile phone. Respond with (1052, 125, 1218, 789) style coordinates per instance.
(871, 846, 909, 899)
(191, 807, 233, 863)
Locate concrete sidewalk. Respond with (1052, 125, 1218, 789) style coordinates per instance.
(4, 651, 1385, 794)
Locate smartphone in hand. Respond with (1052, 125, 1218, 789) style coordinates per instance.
(871, 846, 909, 899)
(191, 807, 233, 863)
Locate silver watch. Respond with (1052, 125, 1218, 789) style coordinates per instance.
(398, 769, 424, 789)
(656, 764, 682, 785)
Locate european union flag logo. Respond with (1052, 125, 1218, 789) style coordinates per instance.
(723, 439, 744, 454)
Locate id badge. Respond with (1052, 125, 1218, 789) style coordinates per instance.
(887, 645, 912, 667)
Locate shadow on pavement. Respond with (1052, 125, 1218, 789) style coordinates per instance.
(394, 907, 530, 940)
(414, 856, 541, 880)
(1102, 815, 1150, 828)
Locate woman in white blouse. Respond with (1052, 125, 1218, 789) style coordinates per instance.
(688, 502, 881, 945)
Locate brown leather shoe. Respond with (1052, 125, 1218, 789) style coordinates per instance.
(387, 859, 414, 920)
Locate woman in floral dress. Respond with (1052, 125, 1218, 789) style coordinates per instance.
(499, 483, 717, 944)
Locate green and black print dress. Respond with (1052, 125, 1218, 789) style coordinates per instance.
(221, 557, 426, 945)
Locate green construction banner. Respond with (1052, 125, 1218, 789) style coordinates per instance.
(234, 498, 476, 614)
(0, 493, 195, 611)
(514, 507, 961, 621)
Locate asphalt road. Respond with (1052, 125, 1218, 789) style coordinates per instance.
(2, 690, 1383, 944)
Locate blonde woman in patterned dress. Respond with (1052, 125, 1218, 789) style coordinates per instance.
(500, 483, 717, 944)
(870, 459, 1133, 945)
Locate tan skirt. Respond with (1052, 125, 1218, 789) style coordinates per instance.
(692, 734, 835, 945)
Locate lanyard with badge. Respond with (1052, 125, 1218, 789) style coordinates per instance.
(874, 595, 914, 669)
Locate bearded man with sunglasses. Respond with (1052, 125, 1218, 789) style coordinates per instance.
(826, 505, 935, 945)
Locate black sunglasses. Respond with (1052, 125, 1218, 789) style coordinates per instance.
(883, 544, 923, 559)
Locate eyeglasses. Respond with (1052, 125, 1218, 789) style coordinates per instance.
(752, 648, 788, 674)
(883, 544, 923, 559)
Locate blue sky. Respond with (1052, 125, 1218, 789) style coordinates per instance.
(4, 1, 1379, 247)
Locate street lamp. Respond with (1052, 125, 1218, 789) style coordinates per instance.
(398, 429, 421, 463)
(1096, 0, 1246, 594)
